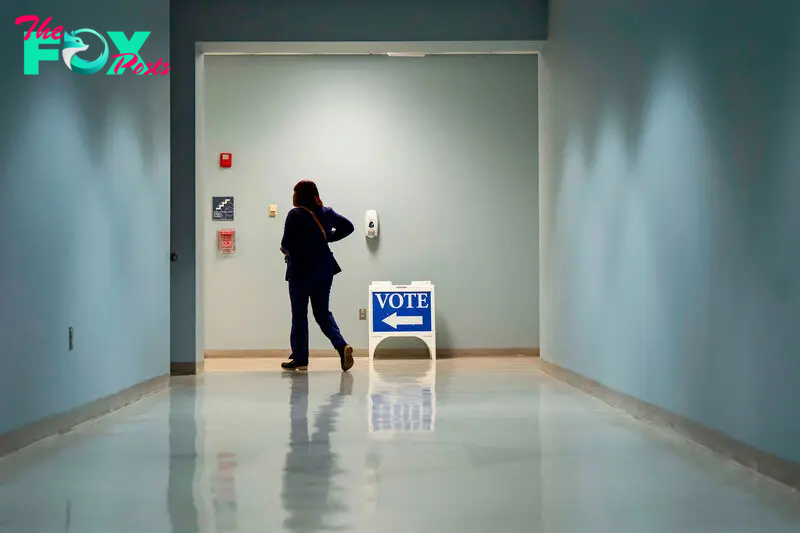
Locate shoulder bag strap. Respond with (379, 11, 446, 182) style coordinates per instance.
(300, 207, 327, 241)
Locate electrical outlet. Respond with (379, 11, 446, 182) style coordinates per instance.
(359, 308, 367, 320)
(68, 327, 74, 351)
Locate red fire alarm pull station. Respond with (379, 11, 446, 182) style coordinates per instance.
(218, 229, 236, 255)
(219, 153, 232, 168)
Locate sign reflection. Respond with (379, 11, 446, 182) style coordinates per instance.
(368, 359, 436, 434)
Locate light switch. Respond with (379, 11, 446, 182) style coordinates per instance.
(269, 204, 278, 217)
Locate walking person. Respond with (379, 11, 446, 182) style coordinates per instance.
(280, 180, 355, 372)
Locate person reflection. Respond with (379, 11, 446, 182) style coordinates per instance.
(282, 372, 353, 532)
(168, 381, 201, 533)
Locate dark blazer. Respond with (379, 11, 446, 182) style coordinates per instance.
(280, 206, 354, 281)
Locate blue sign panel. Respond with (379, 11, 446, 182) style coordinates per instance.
(212, 196, 234, 221)
(372, 291, 432, 333)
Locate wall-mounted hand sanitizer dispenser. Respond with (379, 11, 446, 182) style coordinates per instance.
(365, 210, 379, 239)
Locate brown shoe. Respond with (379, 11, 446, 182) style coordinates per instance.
(338, 345, 354, 372)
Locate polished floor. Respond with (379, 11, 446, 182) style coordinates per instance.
(1, 357, 799, 532)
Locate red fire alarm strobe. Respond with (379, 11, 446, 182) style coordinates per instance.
(219, 153, 232, 168)
(218, 229, 236, 255)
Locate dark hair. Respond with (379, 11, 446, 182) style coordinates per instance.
(293, 180, 323, 210)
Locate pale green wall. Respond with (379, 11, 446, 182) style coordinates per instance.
(201, 55, 539, 351)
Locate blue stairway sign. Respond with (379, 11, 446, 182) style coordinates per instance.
(372, 291, 433, 333)
(212, 196, 234, 221)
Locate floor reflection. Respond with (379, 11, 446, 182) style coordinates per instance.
(210, 452, 238, 531)
(168, 380, 201, 533)
(368, 359, 436, 435)
(65, 500, 71, 532)
(362, 451, 381, 519)
(0, 358, 798, 533)
(282, 372, 353, 532)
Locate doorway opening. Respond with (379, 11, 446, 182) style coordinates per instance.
(195, 41, 541, 372)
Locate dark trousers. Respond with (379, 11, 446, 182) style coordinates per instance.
(289, 276, 346, 365)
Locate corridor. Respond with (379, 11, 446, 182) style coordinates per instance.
(1, 358, 799, 532)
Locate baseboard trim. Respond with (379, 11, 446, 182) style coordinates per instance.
(539, 359, 800, 491)
(205, 349, 292, 359)
(170, 361, 205, 375)
(205, 348, 540, 359)
(438, 348, 540, 359)
(0, 374, 170, 459)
